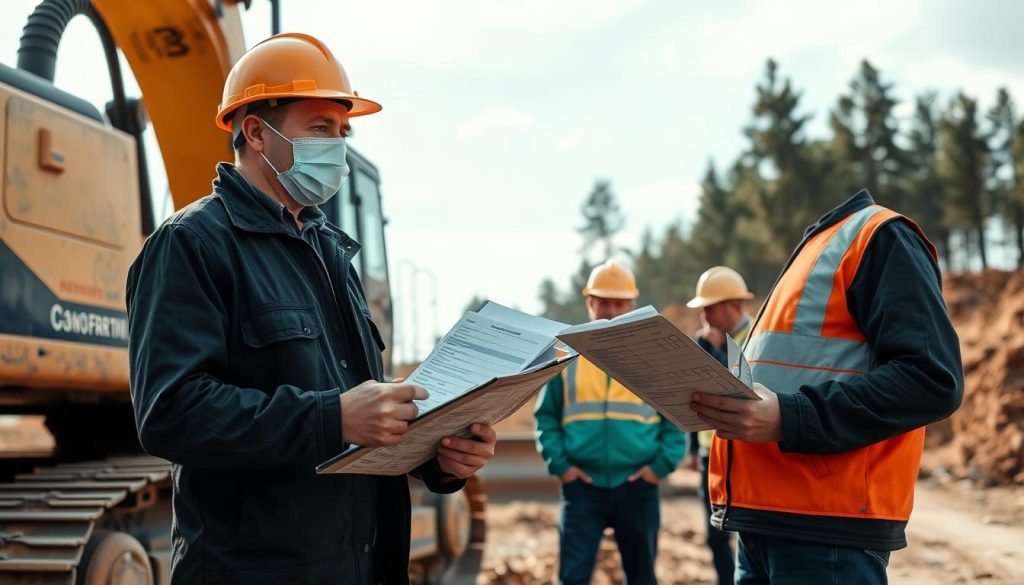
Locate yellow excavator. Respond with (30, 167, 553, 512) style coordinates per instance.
(0, 1, 483, 583)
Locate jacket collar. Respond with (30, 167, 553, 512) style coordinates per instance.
(212, 162, 328, 236)
(801, 189, 875, 242)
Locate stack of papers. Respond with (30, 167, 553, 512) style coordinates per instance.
(317, 303, 574, 476)
(407, 302, 567, 416)
(317, 302, 759, 476)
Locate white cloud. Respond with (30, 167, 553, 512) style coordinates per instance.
(457, 106, 535, 139)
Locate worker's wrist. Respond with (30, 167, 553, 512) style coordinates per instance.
(432, 458, 459, 483)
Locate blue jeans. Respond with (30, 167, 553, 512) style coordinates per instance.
(558, 479, 660, 585)
(699, 455, 735, 585)
(736, 532, 890, 585)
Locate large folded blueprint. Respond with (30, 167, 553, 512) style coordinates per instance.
(556, 306, 758, 432)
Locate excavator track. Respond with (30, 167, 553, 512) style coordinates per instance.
(0, 453, 492, 585)
(0, 455, 171, 585)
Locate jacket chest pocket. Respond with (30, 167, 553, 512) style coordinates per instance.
(239, 305, 329, 388)
(242, 305, 323, 347)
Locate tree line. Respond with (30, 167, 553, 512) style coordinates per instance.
(539, 58, 1024, 324)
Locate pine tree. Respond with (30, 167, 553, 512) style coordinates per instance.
(728, 160, 786, 293)
(829, 60, 908, 208)
(939, 93, 991, 269)
(577, 180, 625, 261)
(633, 228, 663, 308)
(537, 279, 562, 320)
(689, 161, 736, 269)
(904, 92, 951, 266)
(658, 222, 698, 306)
(987, 88, 1024, 267)
(744, 59, 820, 253)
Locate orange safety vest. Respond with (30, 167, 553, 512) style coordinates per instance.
(709, 204, 937, 534)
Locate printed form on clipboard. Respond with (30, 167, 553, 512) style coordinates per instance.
(317, 302, 575, 475)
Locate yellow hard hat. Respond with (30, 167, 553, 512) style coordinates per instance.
(582, 261, 639, 300)
(686, 266, 753, 308)
(216, 33, 381, 131)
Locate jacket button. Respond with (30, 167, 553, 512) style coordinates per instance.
(302, 327, 311, 334)
(340, 359, 348, 369)
(363, 544, 370, 553)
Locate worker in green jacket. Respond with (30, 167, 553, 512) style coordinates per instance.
(535, 261, 687, 585)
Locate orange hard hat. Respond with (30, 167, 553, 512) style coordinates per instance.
(686, 266, 754, 308)
(582, 261, 639, 300)
(216, 32, 381, 131)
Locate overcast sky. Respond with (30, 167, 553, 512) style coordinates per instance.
(4, 0, 1024, 361)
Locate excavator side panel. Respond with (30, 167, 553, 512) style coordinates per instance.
(0, 83, 137, 394)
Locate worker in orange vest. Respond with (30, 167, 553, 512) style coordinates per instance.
(535, 261, 686, 585)
(685, 266, 755, 585)
(689, 191, 963, 584)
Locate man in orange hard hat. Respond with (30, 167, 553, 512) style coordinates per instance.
(535, 261, 686, 585)
(684, 266, 755, 585)
(127, 33, 495, 585)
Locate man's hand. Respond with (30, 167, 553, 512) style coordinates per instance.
(437, 424, 497, 479)
(340, 381, 427, 447)
(628, 465, 660, 484)
(690, 383, 782, 443)
(699, 313, 726, 349)
(559, 466, 593, 485)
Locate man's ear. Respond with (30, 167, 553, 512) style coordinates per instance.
(242, 115, 266, 152)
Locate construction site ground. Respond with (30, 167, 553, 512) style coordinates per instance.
(477, 470, 1024, 585)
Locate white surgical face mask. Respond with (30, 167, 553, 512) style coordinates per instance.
(259, 119, 350, 207)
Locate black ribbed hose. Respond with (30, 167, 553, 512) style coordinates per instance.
(16, 0, 92, 82)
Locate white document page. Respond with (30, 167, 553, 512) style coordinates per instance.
(556, 305, 658, 334)
(407, 311, 555, 415)
(477, 301, 568, 338)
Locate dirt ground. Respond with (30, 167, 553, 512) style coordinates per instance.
(476, 471, 1024, 585)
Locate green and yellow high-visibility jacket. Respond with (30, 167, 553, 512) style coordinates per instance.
(534, 356, 686, 488)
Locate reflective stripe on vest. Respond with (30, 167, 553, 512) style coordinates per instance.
(562, 357, 660, 424)
(709, 204, 937, 523)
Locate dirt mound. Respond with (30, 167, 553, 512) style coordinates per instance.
(924, 269, 1024, 486)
